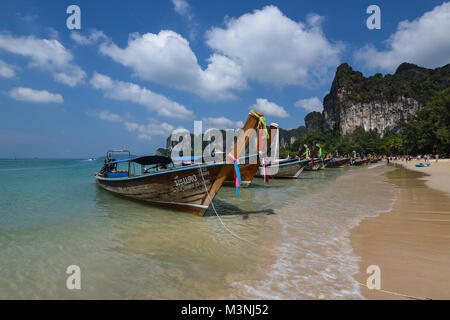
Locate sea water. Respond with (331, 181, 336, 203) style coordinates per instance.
(0, 159, 395, 299)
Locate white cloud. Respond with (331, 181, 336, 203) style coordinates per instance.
(206, 6, 344, 86)
(172, 0, 192, 20)
(0, 33, 85, 86)
(86, 107, 174, 140)
(53, 68, 86, 87)
(251, 98, 289, 118)
(294, 97, 323, 112)
(9, 87, 63, 104)
(202, 117, 244, 129)
(0, 59, 15, 78)
(354, 2, 450, 71)
(71, 29, 108, 46)
(125, 118, 175, 140)
(99, 30, 246, 100)
(90, 72, 193, 119)
(86, 109, 123, 122)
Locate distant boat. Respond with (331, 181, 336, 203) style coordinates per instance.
(326, 157, 350, 168)
(88, 158, 96, 161)
(254, 123, 309, 178)
(304, 158, 331, 171)
(256, 158, 309, 178)
(351, 158, 369, 166)
(303, 144, 331, 170)
(94, 110, 264, 216)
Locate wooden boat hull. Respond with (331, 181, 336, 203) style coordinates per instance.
(256, 159, 308, 178)
(95, 109, 264, 216)
(326, 158, 350, 168)
(96, 163, 230, 216)
(351, 158, 369, 166)
(304, 158, 331, 171)
(224, 162, 259, 187)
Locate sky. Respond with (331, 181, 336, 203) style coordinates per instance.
(0, 0, 449, 158)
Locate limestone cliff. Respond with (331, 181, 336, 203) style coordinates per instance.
(279, 126, 307, 148)
(322, 62, 450, 135)
(304, 112, 323, 134)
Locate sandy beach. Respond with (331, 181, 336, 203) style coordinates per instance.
(392, 159, 450, 195)
(351, 160, 450, 300)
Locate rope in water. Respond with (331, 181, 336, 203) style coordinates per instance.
(198, 167, 256, 246)
(199, 156, 431, 299)
(356, 281, 431, 300)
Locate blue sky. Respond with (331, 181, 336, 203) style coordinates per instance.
(0, 0, 448, 158)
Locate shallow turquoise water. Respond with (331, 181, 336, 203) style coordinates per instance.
(0, 159, 394, 299)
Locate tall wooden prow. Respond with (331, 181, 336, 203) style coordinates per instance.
(201, 110, 265, 215)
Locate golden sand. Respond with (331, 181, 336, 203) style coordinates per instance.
(351, 164, 450, 300)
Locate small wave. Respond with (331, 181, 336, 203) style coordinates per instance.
(225, 165, 396, 299)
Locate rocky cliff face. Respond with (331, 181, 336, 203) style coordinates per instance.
(325, 91, 423, 135)
(304, 112, 323, 134)
(323, 62, 450, 135)
(279, 126, 307, 148)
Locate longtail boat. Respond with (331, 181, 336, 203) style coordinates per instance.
(257, 158, 309, 178)
(351, 158, 369, 166)
(95, 110, 264, 216)
(326, 157, 350, 168)
(298, 144, 329, 171)
(255, 123, 308, 178)
(304, 157, 331, 170)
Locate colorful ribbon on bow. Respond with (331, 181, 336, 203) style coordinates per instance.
(228, 154, 242, 195)
(250, 110, 269, 139)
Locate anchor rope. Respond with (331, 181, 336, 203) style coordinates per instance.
(199, 165, 431, 298)
(314, 269, 430, 300)
(198, 167, 256, 246)
(356, 281, 431, 300)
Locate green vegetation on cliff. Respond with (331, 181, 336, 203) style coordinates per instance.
(402, 87, 450, 154)
(325, 62, 450, 104)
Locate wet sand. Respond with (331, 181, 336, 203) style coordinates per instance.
(391, 159, 450, 195)
(351, 166, 450, 299)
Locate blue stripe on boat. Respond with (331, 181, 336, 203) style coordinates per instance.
(96, 162, 227, 181)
